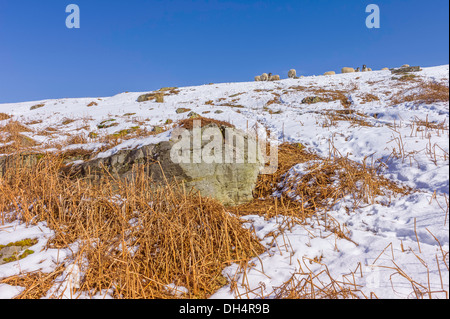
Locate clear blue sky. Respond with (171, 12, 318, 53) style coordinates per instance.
(0, 0, 448, 103)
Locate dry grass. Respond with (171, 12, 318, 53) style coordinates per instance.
(65, 133, 89, 146)
(289, 86, 353, 108)
(0, 113, 12, 121)
(396, 74, 419, 82)
(0, 120, 38, 154)
(391, 79, 449, 106)
(409, 115, 449, 144)
(227, 142, 432, 300)
(321, 110, 374, 128)
(253, 143, 319, 200)
(0, 155, 264, 299)
(272, 260, 361, 299)
(233, 142, 411, 224)
(61, 118, 76, 126)
(160, 87, 180, 95)
(358, 93, 380, 104)
(279, 155, 411, 210)
(266, 96, 280, 107)
(0, 117, 436, 300)
(177, 116, 235, 130)
(0, 136, 38, 155)
(25, 119, 43, 126)
(38, 126, 169, 159)
(0, 120, 33, 134)
(0, 268, 65, 299)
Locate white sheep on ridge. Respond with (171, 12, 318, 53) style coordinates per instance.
(270, 75, 280, 81)
(288, 69, 297, 79)
(260, 73, 269, 81)
(341, 67, 355, 74)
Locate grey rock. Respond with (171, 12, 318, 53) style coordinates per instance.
(187, 111, 200, 118)
(302, 96, 329, 104)
(176, 108, 191, 114)
(69, 124, 263, 206)
(391, 66, 422, 74)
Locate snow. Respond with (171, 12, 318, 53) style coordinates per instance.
(0, 65, 448, 299)
(95, 128, 173, 159)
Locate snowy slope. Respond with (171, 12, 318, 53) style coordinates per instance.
(0, 65, 448, 299)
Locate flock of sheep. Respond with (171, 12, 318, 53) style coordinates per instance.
(254, 73, 282, 82)
(341, 64, 375, 73)
(254, 64, 409, 81)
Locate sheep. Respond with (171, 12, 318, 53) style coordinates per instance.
(260, 73, 269, 81)
(341, 67, 355, 74)
(355, 67, 360, 72)
(381, 67, 389, 71)
(401, 64, 410, 68)
(288, 69, 297, 79)
(255, 76, 261, 82)
(362, 64, 368, 72)
(269, 75, 280, 81)
(324, 71, 336, 76)
(367, 68, 372, 71)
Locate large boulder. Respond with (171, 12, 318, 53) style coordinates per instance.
(69, 121, 264, 206)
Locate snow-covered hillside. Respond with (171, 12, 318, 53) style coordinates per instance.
(0, 65, 448, 299)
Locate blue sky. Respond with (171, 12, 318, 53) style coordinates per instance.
(0, 0, 448, 103)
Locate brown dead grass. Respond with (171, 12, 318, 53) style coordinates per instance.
(228, 141, 414, 299)
(412, 116, 449, 132)
(254, 143, 319, 199)
(391, 80, 449, 106)
(0, 120, 32, 134)
(232, 142, 411, 223)
(272, 261, 361, 299)
(0, 121, 419, 300)
(266, 96, 280, 107)
(322, 110, 374, 128)
(0, 120, 38, 153)
(359, 93, 380, 104)
(0, 113, 12, 121)
(61, 118, 76, 126)
(0, 268, 65, 299)
(177, 117, 235, 130)
(0, 155, 264, 299)
(289, 86, 353, 108)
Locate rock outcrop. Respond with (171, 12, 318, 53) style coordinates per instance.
(391, 66, 422, 74)
(69, 121, 263, 206)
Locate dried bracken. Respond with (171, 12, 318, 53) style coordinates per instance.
(0, 155, 264, 299)
(391, 79, 449, 106)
